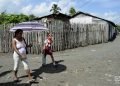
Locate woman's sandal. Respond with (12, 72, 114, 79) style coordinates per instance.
(13, 78, 19, 82)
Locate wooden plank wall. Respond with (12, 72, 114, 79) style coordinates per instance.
(0, 22, 110, 54)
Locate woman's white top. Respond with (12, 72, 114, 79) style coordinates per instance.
(13, 38, 26, 56)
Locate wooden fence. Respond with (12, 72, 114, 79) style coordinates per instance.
(0, 22, 110, 54)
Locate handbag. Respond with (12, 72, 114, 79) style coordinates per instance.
(23, 38, 28, 54)
(26, 47, 28, 54)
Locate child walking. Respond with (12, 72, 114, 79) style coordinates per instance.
(42, 32, 56, 66)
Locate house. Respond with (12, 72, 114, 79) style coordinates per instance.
(70, 11, 117, 41)
(34, 13, 71, 28)
(70, 11, 116, 25)
(34, 13, 71, 51)
(32, 12, 117, 52)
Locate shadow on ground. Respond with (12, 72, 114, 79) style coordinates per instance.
(0, 70, 12, 77)
(0, 66, 2, 68)
(19, 60, 66, 80)
(0, 81, 31, 86)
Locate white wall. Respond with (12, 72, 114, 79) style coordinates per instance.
(70, 14, 92, 24)
(70, 14, 108, 25)
(92, 18, 108, 24)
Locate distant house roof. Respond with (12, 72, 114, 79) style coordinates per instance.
(34, 13, 71, 21)
(71, 11, 116, 26)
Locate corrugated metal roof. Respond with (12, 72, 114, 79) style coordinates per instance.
(34, 13, 71, 20)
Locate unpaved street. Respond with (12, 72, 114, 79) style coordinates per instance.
(0, 35, 120, 86)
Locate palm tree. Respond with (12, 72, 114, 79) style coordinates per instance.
(69, 7, 77, 16)
(50, 4, 61, 14)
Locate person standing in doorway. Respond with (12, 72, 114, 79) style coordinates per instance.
(12, 29, 34, 83)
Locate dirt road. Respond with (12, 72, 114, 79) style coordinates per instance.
(0, 35, 120, 86)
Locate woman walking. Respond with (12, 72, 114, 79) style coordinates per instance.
(12, 29, 34, 83)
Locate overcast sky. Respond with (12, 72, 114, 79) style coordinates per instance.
(0, 0, 120, 24)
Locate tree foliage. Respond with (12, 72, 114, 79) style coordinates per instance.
(0, 12, 36, 24)
(50, 4, 61, 14)
(116, 25, 120, 32)
(69, 7, 77, 16)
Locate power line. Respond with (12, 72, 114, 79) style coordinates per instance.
(79, 0, 93, 8)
